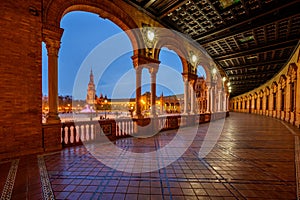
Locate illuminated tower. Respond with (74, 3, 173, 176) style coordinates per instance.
(86, 69, 96, 105)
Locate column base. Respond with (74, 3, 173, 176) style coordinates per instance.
(295, 121, 300, 129)
(47, 114, 61, 124)
(133, 114, 144, 119)
(42, 123, 62, 152)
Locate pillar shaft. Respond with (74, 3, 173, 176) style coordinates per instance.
(206, 86, 211, 113)
(135, 67, 142, 117)
(44, 38, 61, 124)
(183, 78, 189, 114)
(210, 86, 215, 113)
(149, 68, 158, 117)
(189, 80, 196, 114)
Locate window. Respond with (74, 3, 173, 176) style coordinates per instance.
(254, 98, 257, 109)
(244, 101, 247, 109)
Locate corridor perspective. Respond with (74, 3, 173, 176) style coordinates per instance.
(1, 0, 300, 199)
(1, 112, 300, 199)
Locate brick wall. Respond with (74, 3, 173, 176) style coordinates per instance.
(0, 0, 43, 159)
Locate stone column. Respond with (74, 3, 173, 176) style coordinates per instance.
(135, 66, 142, 117)
(189, 79, 196, 114)
(295, 68, 300, 127)
(223, 92, 227, 112)
(42, 27, 64, 152)
(44, 36, 61, 124)
(149, 67, 158, 117)
(262, 93, 266, 115)
(285, 79, 291, 122)
(206, 86, 211, 113)
(218, 90, 222, 112)
(277, 88, 282, 119)
(211, 86, 215, 113)
(183, 77, 189, 115)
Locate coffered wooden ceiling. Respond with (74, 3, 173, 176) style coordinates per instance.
(124, 0, 300, 97)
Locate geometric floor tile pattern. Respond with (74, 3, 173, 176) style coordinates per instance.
(1, 112, 299, 199)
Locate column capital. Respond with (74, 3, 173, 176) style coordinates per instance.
(182, 72, 197, 82)
(131, 54, 160, 69)
(205, 81, 216, 87)
(42, 24, 64, 41)
(43, 25, 64, 56)
(148, 67, 158, 75)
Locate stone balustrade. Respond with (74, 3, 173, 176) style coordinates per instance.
(60, 112, 227, 147)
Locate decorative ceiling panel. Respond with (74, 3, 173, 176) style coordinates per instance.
(125, 0, 300, 96)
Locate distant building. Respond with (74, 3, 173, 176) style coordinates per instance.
(85, 70, 208, 115)
(195, 77, 208, 113)
(86, 69, 96, 105)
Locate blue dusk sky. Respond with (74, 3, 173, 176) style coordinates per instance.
(42, 11, 206, 100)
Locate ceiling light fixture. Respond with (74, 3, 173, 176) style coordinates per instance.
(192, 54, 197, 63)
(147, 30, 155, 42)
(212, 68, 217, 74)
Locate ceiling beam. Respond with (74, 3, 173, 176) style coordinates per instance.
(159, 0, 190, 18)
(214, 39, 297, 60)
(144, 0, 156, 9)
(194, 1, 299, 43)
(230, 81, 265, 86)
(228, 71, 276, 79)
(223, 59, 286, 71)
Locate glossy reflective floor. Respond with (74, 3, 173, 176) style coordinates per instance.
(1, 112, 300, 199)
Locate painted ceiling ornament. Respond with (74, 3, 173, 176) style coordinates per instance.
(142, 24, 156, 56)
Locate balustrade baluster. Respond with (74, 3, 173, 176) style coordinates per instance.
(64, 127, 69, 144)
(61, 127, 64, 143)
(70, 126, 74, 144)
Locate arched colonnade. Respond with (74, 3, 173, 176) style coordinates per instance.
(42, 0, 229, 123)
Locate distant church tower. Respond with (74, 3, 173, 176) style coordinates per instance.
(86, 69, 96, 105)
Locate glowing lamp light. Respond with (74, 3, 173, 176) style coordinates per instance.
(147, 30, 155, 41)
(227, 82, 231, 86)
(222, 77, 226, 82)
(191, 54, 197, 63)
(212, 68, 217, 74)
(229, 86, 232, 90)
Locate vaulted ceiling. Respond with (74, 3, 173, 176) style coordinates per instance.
(124, 0, 300, 97)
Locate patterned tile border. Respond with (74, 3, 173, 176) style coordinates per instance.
(0, 159, 19, 200)
(295, 136, 300, 200)
(37, 155, 55, 200)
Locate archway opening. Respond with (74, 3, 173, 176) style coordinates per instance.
(42, 11, 135, 121)
(158, 47, 184, 114)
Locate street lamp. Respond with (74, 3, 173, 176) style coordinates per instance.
(129, 106, 134, 118)
(104, 99, 108, 119)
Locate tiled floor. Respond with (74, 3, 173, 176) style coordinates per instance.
(1, 112, 300, 199)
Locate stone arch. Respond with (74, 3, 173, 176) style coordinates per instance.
(259, 89, 264, 97)
(264, 86, 270, 95)
(154, 36, 189, 74)
(43, 0, 141, 52)
(271, 81, 278, 93)
(279, 74, 287, 88)
(287, 63, 298, 82)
